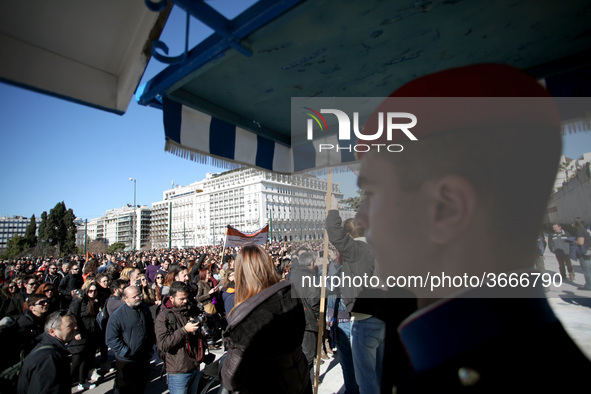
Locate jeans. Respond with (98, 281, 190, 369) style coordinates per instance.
(351, 317, 385, 394)
(579, 256, 591, 289)
(167, 369, 200, 394)
(336, 321, 359, 394)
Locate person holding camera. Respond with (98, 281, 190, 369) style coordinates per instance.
(155, 281, 206, 394)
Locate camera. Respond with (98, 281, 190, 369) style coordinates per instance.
(189, 309, 222, 346)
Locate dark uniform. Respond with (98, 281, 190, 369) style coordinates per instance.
(397, 286, 591, 393)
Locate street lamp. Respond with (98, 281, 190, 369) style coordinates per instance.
(129, 178, 136, 251)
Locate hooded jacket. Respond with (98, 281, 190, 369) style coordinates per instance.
(154, 296, 204, 374)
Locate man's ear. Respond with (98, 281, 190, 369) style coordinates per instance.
(424, 175, 477, 244)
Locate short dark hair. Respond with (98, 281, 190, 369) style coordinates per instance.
(573, 217, 586, 229)
(299, 252, 315, 267)
(171, 265, 188, 280)
(344, 218, 365, 238)
(27, 294, 47, 307)
(169, 281, 191, 298)
(23, 274, 37, 284)
(110, 279, 128, 293)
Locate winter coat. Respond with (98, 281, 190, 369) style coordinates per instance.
(222, 282, 236, 315)
(17, 310, 45, 354)
(196, 280, 213, 306)
(105, 302, 155, 362)
(17, 332, 71, 394)
(155, 297, 204, 374)
(325, 209, 374, 312)
(289, 265, 320, 332)
(221, 281, 310, 394)
(68, 295, 100, 354)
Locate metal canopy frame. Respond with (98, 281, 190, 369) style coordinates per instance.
(136, 0, 591, 173)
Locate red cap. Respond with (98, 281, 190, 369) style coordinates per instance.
(358, 64, 561, 155)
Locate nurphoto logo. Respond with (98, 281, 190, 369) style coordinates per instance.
(304, 108, 418, 153)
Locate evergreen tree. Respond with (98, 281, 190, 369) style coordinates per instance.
(63, 208, 77, 255)
(2, 234, 26, 259)
(23, 214, 37, 248)
(38, 211, 49, 242)
(342, 189, 366, 211)
(46, 202, 77, 256)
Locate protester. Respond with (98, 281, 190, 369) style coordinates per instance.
(138, 273, 156, 306)
(35, 282, 60, 314)
(58, 264, 83, 308)
(548, 224, 576, 281)
(0, 282, 18, 318)
(106, 286, 155, 393)
(573, 217, 591, 290)
(17, 310, 78, 394)
(43, 263, 61, 288)
(69, 282, 101, 390)
(106, 279, 127, 316)
(221, 269, 236, 315)
(196, 268, 217, 315)
(289, 252, 321, 382)
(17, 293, 50, 355)
(155, 281, 205, 394)
(221, 245, 311, 393)
(6, 274, 38, 317)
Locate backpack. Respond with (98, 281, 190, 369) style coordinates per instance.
(96, 305, 109, 331)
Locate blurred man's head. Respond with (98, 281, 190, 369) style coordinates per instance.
(356, 64, 561, 300)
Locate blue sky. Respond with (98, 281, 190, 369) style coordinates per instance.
(0, 3, 589, 221)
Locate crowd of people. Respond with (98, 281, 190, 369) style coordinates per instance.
(0, 240, 339, 394)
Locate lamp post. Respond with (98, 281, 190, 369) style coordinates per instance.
(129, 178, 136, 251)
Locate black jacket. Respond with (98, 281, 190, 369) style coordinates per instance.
(325, 209, 374, 312)
(289, 265, 320, 332)
(17, 333, 71, 394)
(17, 310, 45, 354)
(58, 273, 83, 307)
(68, 295, 100, 353)
(221, 281, 310, 394)
(5, 293, 26, 318)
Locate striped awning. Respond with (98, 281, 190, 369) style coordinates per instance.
(162, 98, 357, 174)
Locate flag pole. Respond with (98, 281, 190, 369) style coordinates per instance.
(314, 167, 332, 394)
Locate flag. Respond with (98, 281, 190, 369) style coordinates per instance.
(86, 251, 94, 261)
(224, 224, 269, 248)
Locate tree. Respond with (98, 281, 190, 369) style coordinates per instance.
(38, 211, 49, 242)
(2, 234, 27, 259)
(108, 242, 126, 253)
(23, 214, 37, 249)
(342, 189, 366, 211)
(62, 208, 78, 255)
(87, 239, 108, 255)
(45, 202, 78, 256)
